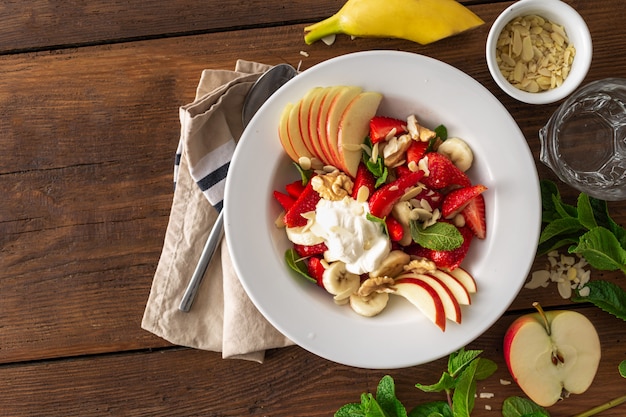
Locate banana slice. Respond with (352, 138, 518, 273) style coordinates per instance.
(349, 292, 389, 317)
(437, 137, 474, 172)
(369, 250, 411, 278)
(322, 261, 360, 300)
(285, 225, 325, 246)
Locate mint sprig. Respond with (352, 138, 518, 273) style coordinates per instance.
(362, 136, 389, 188)
(284, 248, 316, 284)
(335, 349, 496, 417)
(538, 180, 626, 321)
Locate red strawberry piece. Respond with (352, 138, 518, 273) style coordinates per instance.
(285, 180, 306, 198)
(369, 116, 407, 144)
(441, 184, 487, 219)
(395, 164, 412, 178)
(385, 215, 404, 242)
(407, 226, 474, 271)
(406, 140, 429, 166)
(283, 181, 321, 227)
(413, 187, 444, 211)
(421, 152, 471, 190)
(273, 190, 296, 211)
(306, 256, 326, 287)
(368, 170, 424, 218)
(462, 193, 487, 239)
(293, 242, 328, 258)
(351, 162, 376, 200)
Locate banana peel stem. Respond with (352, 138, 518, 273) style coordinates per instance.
(304, 14, 343, 45)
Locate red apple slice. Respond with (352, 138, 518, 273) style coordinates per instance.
(278, 102, 300, 162)
(407, 273, 462, 324)
(288, 99, 315, 159)
(448, 267, 478, 294)
(336, 91, 384, 177)
(298, 86, 325, 162)
(316, 86, 343, 167)
(324, 86, 363, 169)
(394, 277, 446, 331)
(307, 87, 330, 165)
(427, 269, 472, 305)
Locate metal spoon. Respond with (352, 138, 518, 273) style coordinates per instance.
(179, 63, 297, 312)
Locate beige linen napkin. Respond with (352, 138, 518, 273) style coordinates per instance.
(142, 60, 293, 362)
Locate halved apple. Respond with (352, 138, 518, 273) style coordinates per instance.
(324, 86, 363, 169)
(503, 305, 601, 407)
(336, 91, 384, 177)
(394, 276, 446, 331)
(278, 102, 300, 162)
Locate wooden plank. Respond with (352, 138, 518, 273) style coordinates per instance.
(0, 306, 623, 416)
(0, 0, 491, 54)
(1, 1, 625, 365)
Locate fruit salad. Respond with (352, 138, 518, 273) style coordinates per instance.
(273, 85, 487, 331)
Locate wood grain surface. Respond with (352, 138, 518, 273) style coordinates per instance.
(1, 0, 624, 416)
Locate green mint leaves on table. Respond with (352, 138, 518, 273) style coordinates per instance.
(539, 180, 626, 321)
(334, 348, 497, 417)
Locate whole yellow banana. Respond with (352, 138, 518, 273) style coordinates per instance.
(304, 0, 484, 45)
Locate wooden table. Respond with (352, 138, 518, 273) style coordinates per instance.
(1, 1, 624, 415)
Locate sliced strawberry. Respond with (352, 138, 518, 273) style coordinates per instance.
(369, 116, 407, 144)
(283, 181, 321, 227)
(394, 164, 412, 178)
(284, 179, 306, 198)
(406, 140, 429, 166)
(293, 242, 328, 258)
(307, 256, 326, 287)
(421, 152, 471, 190)
(413, 187, 444, 211)
(463, 193, 487, 239)
(273, 190, 296, 211)
(351, 162, 376, 200)
(441, 184, 488, 219)
(368, 170, 424, 218)
(407, 226, 474, 271)
(385, 215, 404, 242)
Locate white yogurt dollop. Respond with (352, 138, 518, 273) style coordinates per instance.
(310, 197, 391, 275)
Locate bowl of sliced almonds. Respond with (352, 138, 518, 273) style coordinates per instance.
(486, 0, 592, 104)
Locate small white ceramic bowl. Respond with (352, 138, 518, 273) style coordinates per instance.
(486, 0, 592, 104)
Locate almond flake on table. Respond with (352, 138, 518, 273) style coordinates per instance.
(525, 250, 591, 298)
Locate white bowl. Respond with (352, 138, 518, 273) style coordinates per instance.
(486, 0, 592, 104)
(225, 51, 541, 369)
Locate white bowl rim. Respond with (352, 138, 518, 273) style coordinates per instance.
(486, 0, 593, 104)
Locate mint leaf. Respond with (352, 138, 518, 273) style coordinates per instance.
(335, 403, 367, 417)
(367, 213, 388, 236)
(363, 137, 389, 187)
(376, 375, 407, 417)
(537, 234, 580, 256)
(293, 162, 312, 185)
(589, 197, 626, 248)
(572, 280, 626, 321)
(451, 359, 478, 417)
(538, 217, 583, 244)
(434, 124, 447, 141)
(569, 227, 626, 273)
(551, 192, 578, 219)
(577, 193, 598, 230)
(473, 358, 498, 381)
(408, 401, 452, 417)
(284, 249, 316, 284)
(415, 371, 455, 393)
(540, 180, 561, 223)
(448, 348, 482, 377)
(410, 221, 463, 251)
(502, 396, 549, 417)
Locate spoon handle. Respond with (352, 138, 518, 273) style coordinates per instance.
(178, 210, 224, 312)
